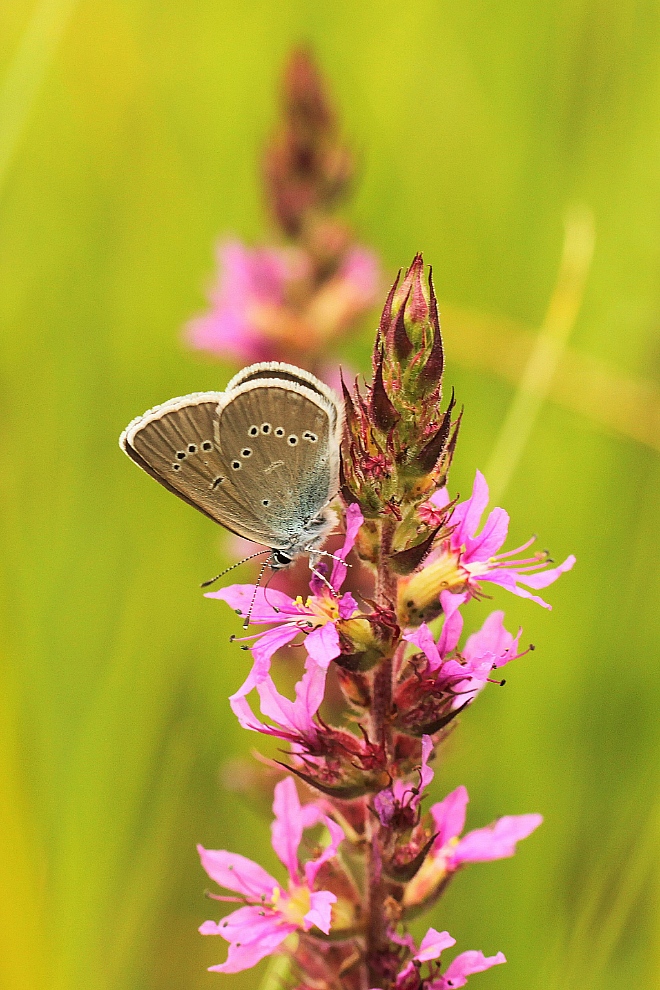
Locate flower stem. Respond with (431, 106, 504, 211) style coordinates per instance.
(365, 516, 398, 986)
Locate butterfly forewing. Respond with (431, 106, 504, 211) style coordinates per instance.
(121, 394, 276, 544)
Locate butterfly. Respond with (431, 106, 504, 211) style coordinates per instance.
(119, 362, 344, 573)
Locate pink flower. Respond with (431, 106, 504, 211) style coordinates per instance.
(186, 239, 379, 362)
(208, 504, 363, 703)
(374, 735, 434, 828)
(429, 949, 507, 989)
(230, 656, 327, 749)
(431, 787, 542, 868)
(395, 595, 523, 735)
(403, 785, 542, 908)
(416, 470, 575, 609)
(387, 928, 505, 990)
(198, 776, 342, 973)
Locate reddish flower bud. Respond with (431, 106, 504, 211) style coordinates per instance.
(340, 255, 459, 529)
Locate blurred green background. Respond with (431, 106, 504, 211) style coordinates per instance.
(2, 1, 660, 988)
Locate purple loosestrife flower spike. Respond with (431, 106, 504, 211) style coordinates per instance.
(189, 241, 576, 987)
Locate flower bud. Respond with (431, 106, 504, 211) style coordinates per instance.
(336, 606, 400, 672)
(340, 255, 460, 527)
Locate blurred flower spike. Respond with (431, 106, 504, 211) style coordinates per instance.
(264, 46, 354, 239)
(186, 48, 380, 370)
(186, 239, 379, 365)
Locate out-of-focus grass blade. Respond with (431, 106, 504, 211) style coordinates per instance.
(485, 206, 595, 502)
(0, 0, 77, 193)
(0, 663, 48, 990)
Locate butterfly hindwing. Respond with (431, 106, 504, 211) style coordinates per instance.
(214, 382, 335, 544)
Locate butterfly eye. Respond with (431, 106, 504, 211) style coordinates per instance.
(288, 435, 298, 446)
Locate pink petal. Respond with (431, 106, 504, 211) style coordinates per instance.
(416, 928, 456, 962)
(463, 506, 509, 563)
(480, 569, 553, 609)
(437, 592, 467, 655)
(303, 889, 337, 934)
(338, 591, 359, 619)
(429, 486, 451, 510)
(208, 584, 300, 625)
(200, 904, 278, 944)
(271, 777, 304, 879)
(197, 846, 278, 900)
(439, 950, 506, 987)
(430, 786, 469, 849)
(207, 924, 295, 973)
(229, 623, 302, 703)
(450, 471, 489, 547)
(305, 622, 341, 669)
(229, 692, 269, 733)
(463, 611, 520, 668)
(257, 663, 327, 736)
(329, 503, 364, 589)
(514, 553, 576, 589)
(452, 813, 543, 865)
(405, 623, 442, 672)
(304, 816, 345, 886)
(418, 735, 435, 794)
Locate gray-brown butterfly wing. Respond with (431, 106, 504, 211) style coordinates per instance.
(120, 392, 277, 544)
(120, 372, 340, 550)
(215, 379, 338, 549)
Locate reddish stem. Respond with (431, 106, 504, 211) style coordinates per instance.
(365, 516, 398, 987)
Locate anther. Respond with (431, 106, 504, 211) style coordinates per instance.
(529, 643, 535, 651)
(240, 644, 249, 651)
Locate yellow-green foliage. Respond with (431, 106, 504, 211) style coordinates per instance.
(1, 2, 659, 989)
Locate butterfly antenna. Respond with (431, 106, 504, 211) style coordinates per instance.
(200, 549, 269, 589)
(262, 568, 281, 615)
(309, 548, 352, 567)
(243, 558, 271, 629)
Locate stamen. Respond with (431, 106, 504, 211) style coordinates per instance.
(493, 535, 537, 559)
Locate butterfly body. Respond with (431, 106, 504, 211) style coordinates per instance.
(119, 363, 343, 567)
